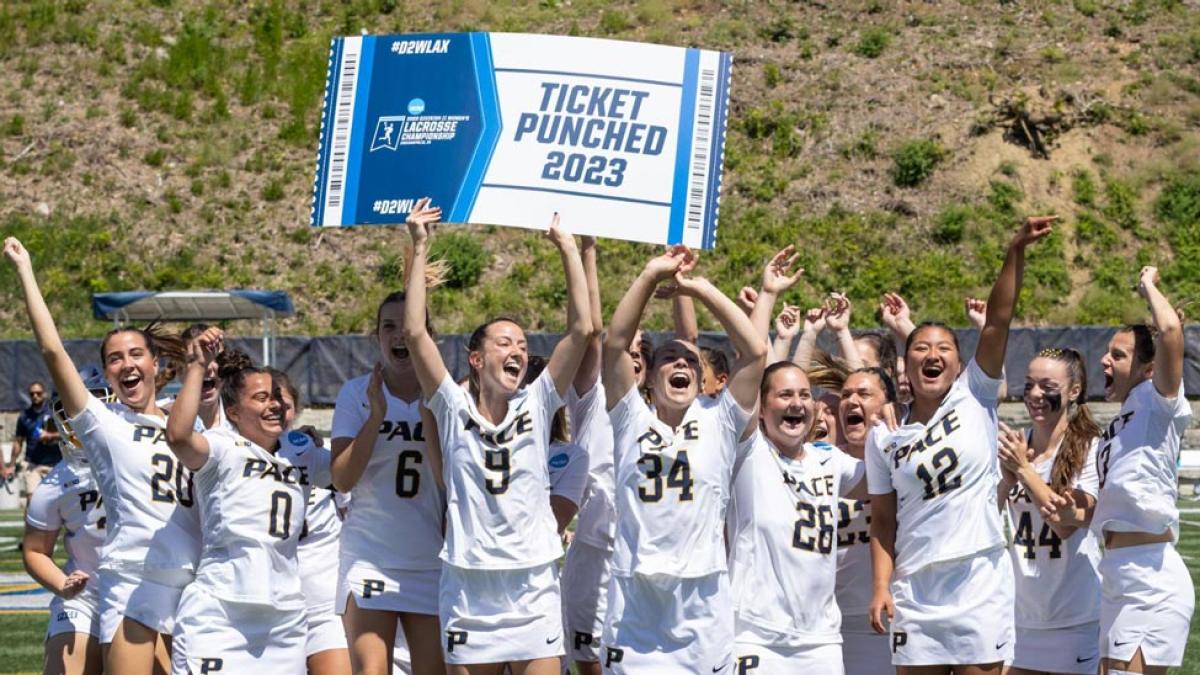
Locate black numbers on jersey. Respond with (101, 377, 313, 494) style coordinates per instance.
(395, 450, 423, 498)
(636, 451, 694, 503)
(484, 448, 511, 494)
(1097, 442, 1112, 489)
(268, 490, 293, 539)
(1014, 511, 1063, 560)
(836, 500, 870, 547)
(793, 503, 835, 554)
(914, 447, 961, 500)
(150, 453, 194, 506)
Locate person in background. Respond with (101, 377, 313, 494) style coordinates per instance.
(6, 381, 62, 510)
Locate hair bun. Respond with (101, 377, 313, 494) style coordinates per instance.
(216, 349, 255, 379)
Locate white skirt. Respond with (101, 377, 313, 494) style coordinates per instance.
(1099, 542, 1194, 666)
(1012, 621, 1099, 674)
(560, 539, 612, 664)
(439, 561, 564, 665)
(98, 567, 192, 644)
(337, 559, 441, 616)
(733, 639, 843, 674)
(890, 547, 1015, 666)
(46, 584, 100, 639)
(602, 571, 732, 674)
(171, 583, 306, 675)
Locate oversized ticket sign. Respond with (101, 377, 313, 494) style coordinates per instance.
(310, 32, 732, 249)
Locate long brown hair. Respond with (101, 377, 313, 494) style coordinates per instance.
(100, 323, 186, 392)
(1036, 347, 1101, 493)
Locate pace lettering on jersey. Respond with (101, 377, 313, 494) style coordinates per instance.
(377, 419, 425, 442)
(1097, 410, 1136, 487)
(131, 424, 167, 444)
(782, 468, 835, 498)
(890, 409, 961, 469)
(242, 458, 310, 485)
(464, 410, 534, 446)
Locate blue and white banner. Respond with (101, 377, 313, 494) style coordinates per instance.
(310, 32, 732, 249)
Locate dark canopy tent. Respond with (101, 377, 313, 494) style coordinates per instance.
(90, 290, 295, 366)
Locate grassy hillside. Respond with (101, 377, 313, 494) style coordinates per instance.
(0, 0, 1198, 338)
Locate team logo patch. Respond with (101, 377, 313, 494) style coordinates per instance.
(892, 631, 908, 653)
(604, 647, 625, 666)
(446, 630, 468, 653)
(549, 452, 570, 469)
(573, 630, 596, 650)
(735, 655, 760, 673)
(362, 578, 385, 599)
(198, 657, 224, 673)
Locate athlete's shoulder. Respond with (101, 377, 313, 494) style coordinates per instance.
(336, 373, 372, 399)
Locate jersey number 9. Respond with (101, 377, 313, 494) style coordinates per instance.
(484, 448, 511, 494)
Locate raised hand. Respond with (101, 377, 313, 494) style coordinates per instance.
(187, 327, 224, 367)
(880, 292, 911, 333)
(644, 244, 690, 282)
(775, 305, 802, 340)
(544, 212, 578, 252)
(1039, 491, 1075, 525)
(1011, 215, 1056, 249)
(2, 237, 31, 270)
(736, 286, 759, 314)
(823, 293, 852, 332)
(964, 297, 987, 329)
(761, 245, 804, 295)
(803, 307, 827, 335)
(1137, 265, 1160, 300)
(405, 197, 442, 242)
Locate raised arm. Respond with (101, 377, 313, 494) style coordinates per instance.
(674, 275, 768, 413)
(3, 238, 88, 417)
(771, 305, 801, 364)
(824, 293, 864, 369)
(1139, 266, 1184, 398)
(748, 246, 804, 353)
(791, 307, 826, 369)
(573, 236, 603, 394)
(672, 295, 699, 344)
(330, 363, 387, 492)
(164, 328, 223, 471)
(603, 247, 690, 409)
(977, 216, 1055, 378)
(545, 216, 596, 397)
(880, 292, 916, 354)
(402, 198, 449, 399)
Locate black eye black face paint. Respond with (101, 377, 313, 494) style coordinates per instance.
(1044, 390, 1063, 412)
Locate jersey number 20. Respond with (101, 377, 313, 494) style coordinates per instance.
(150, 453, 194, 506)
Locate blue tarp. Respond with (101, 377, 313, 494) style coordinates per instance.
(91, 290, 294, 321)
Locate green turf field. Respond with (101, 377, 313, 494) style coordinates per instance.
(1, 511, 1199, 674)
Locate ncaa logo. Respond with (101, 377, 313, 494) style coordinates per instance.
(407, 98, 426, 115)
(549, 453, 569, 469)
(287, 431, 309, 447)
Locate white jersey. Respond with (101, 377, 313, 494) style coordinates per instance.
(610, 385, 753, 578)
(283, 431, 343, 609)
(68, 395, 200, 572)
(865, 359, 1005, 577)
(549, 440, 588, 506)
(25, 460, 106, 578)
(191, 428, 332, 610)
(728, 434, 864, 646)
(1006, 437, 1101, 629)
(428, 370, 563, 569)
(568, 383, 617, 550)
(834, 497, 873, 619)
(1092, 379, 1191, 539)
(331, 375, 445, 571)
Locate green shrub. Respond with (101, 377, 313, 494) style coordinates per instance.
(261, 179, 285, 202)
(143, 148, 166, 167)
(763, 63, 783, 88)
(429, 231, 490, 288)
(1072, 170, 1096, 206)
(932, 206, 970, 244)
(599, 10, 628, 34)
(891, 138, 944, 187)
(854, 26, 890, 58)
